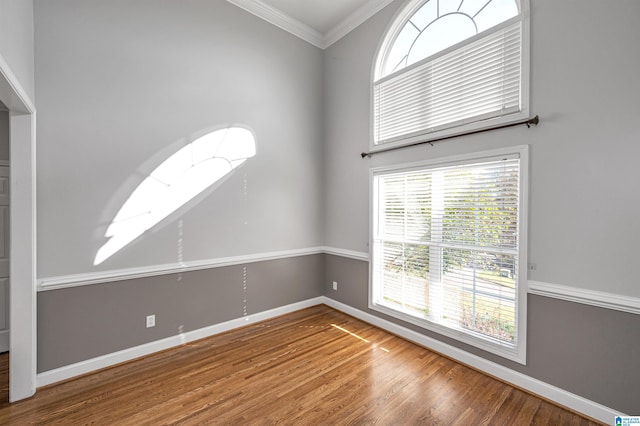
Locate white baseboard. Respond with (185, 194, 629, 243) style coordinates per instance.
(0, 329, 8, 353)
(36, 297, 324, 388)
(321, 297, 623, 424)
(35, 295, 622, 423)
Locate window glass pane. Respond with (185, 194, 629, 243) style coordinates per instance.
(380, 172, 432, 241)
(439, 0, 462, 16)
(442, 161, 519, 248)
(380, 0, 518, 78)
(442, 248, 516, 342)
(372, 156, 521, 349)
(409, 0, 437, 30)
(374, 20, 522, 145)
(385, 23, 419, 75)
(407, 14, 477, 67)
(474, 0, 518, 32)
(459, 0, 493, 17)
(377, 240, 431, 317)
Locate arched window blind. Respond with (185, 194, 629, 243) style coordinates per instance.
(373, 0, 529, 149)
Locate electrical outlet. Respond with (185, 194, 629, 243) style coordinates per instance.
(146, 314, 156, 328)
(528, 263, 537, 271)
(332, 281, 338, 291)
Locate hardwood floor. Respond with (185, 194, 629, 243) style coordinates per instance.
(0, 305, 602, 425)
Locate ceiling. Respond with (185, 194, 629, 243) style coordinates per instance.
(227, 0, 396, 49)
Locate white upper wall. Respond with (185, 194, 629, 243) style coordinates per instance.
(324, 0, 640, 298)
(0, 0, 35, 102)
(34, 0, 325, 277)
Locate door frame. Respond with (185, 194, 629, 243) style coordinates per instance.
(0, 54, 37, 402)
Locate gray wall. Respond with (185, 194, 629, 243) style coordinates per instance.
(323, 0, 640, 415)
(0, 0, 35, 101)
(34, 0, 325, 277)
(324, 0, 640, 298)
(38, 254, 325, 372)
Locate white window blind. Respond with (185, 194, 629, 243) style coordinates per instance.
(373, 20, 523, 146)
(372, 155, 521, 351)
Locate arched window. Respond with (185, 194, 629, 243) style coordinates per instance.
(373, 0, 529, 148)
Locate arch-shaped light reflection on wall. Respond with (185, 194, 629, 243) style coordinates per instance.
(94, 127, 256, 265)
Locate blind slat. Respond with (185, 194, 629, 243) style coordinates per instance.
(373, 157, 521, 346)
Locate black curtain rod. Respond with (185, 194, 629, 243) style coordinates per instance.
(361, 115, 539, 159)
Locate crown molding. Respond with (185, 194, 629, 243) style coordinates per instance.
(324, 0, 396, 48)
(226, 0, 325, 48)
(226, 0, 397, 50)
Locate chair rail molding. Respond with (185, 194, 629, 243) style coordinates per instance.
(528, 280, 640, 315)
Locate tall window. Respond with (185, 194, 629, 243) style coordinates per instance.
(370, 146, 528, 362)
(372, 0, 529, 149)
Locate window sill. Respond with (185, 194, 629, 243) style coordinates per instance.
(369, 300, 526, 365)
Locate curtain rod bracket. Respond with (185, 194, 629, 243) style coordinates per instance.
(361, 115, 539, 159)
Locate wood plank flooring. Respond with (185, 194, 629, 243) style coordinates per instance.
(0, 305, 602, 425)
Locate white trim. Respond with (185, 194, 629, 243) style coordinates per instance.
(528, 280, 640, 316)
(324, 0, 396, 48)
(37, 297, 324, 387)
(369, 145, 528, 175)
(225, 0, 396, 49)
(369, 0, 531, 152)
(368, 145, 529, 364)
(34, 294, 622, 422)
(0, 55, 36, 114)
(322, 297, 622, 424)
(1, 52, 38, 403)
(226, 0, 324, 49)
(38, 247, 328, 291)
(38, 247, 368, 292)
(322, 247, 640, 316)
(38, 247, 640, 318)
(8, 111, 37, 403)
(322, 246, 369, 262)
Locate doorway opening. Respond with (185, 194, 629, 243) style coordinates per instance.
(0, 59, 37, 402)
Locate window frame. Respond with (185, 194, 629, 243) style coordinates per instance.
(368, 145, 529, 364)
(370, 0, 531, 152)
